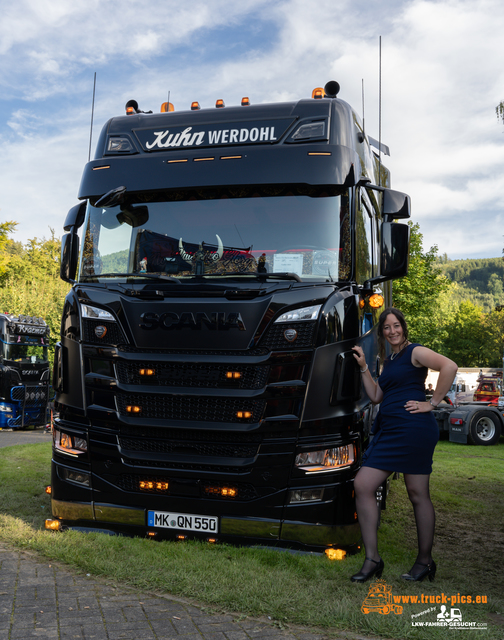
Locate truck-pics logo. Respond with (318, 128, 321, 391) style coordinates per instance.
(361, 580, 403, 615)
(134, 118, 294, 152)
(140, 311, 246, 331)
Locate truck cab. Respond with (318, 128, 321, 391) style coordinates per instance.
(49, 82, 410, 551)
(0, 313, 50, 429)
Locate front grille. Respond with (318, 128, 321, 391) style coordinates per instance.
(115, 474, 258, 500)
(119, 437, 258, 459)
(118, 346, 269, 356)
(117, 394, 265, 423)
(125, 459, 252, 473)
(119, 425, 263, 444)
(116, 361, 269, 389)
(259, 322, 316, 350)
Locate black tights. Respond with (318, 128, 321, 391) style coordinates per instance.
(354, 467, 435, 573)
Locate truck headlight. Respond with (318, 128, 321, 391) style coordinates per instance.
(295, 444, 355, 473)
(53, 428, 88, 457)
(0, 403, 11, 412)
(274, 304, 322, 323)
(81, 304, 116, 322)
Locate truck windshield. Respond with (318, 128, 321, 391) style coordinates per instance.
(78, 185, 351, 283)
(2, 336, 48, 364)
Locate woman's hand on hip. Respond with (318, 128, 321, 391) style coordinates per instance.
(405, 400, 434, 413)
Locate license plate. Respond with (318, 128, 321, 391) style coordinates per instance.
(147, 510, 218, 533)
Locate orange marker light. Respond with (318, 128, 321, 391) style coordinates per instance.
(241, 97, 250, 106)
(215, 99, 225, 108)
(226, 371, 242, 379)
(126, 405, 142, 414)
(312, 87, 324, 99)
(236, 411, 252, 419)
(369, 294, 385, 309)
(160, 102, 175, 113)
(139, 369, 155, 376)
(45, 519, 62, 531)
(191, 102, 201, 111)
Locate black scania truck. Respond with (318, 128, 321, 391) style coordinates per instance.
(49, 81, 410, 552)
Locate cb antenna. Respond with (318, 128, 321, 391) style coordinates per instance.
(361, 78, 366, 137)
(88, 72, 97, 162)
(378, 36, 382, 186)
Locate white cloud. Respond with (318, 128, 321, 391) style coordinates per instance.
(1, 0, 504, 260)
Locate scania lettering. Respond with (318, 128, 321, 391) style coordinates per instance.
(50, 81, 411, 551)
(0, 313, 50, 430)
(139, 311, 246, 331)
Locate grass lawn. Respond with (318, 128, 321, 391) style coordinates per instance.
(0, 438, 503, 640)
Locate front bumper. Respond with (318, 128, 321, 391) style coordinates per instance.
(51, 498, 361, 551)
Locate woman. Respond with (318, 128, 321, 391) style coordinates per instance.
(351, 307, 457, 583)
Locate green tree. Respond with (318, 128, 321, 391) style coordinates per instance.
(496, 100, 504, 124)
(442, 301, 491, 367)
(0, 220, 18, 278)
(0, 226, 69, 361)
(392, 221, 452, 350)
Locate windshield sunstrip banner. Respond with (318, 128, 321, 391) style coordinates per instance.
(132, 118, 295, 152)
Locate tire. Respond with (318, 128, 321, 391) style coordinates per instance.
(468, 410, 502, 445)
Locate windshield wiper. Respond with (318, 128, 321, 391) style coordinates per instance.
(231, 271, 303, 283)
(81, 273, 181, 283)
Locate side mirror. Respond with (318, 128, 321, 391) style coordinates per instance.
(383, 189, 411, 221)
(63, 202, 87, 232)
(60, 233, 80, 283)
(380, 222, 410, 279)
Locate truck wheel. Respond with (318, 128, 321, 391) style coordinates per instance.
(468, 411, 502, 445)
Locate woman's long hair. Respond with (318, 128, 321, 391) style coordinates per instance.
(377, 307, 409, 361)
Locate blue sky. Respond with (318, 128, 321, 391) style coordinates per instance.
(1, 0, 504, 260)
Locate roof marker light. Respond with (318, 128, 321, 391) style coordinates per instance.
(241, 97, 250, 106)
(312, 87, 324, 99)
(191, 102, 201, 111)
(160, 102, 175, 113)
(125, 99, 139, 115)
(215, 99, 225, 108)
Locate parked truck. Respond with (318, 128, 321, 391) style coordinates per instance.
(432, 402, 502, 446)
(48, 81, 411, 551)
(0, 312, 51, 429)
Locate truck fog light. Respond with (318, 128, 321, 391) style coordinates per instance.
(288, 489, 324, 503)
(61, 468, 90, 487)
(295, 444, 355, 473)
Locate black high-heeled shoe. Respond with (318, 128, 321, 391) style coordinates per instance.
(350, 557, 384, 583)
(401, 560, 436, 582)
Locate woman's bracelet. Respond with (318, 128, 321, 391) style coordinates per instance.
(360, 364, 368, 373)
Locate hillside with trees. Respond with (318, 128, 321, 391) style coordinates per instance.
(435, 257, 504, 313)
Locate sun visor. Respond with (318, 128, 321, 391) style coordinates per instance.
(78, 145, 359, 199)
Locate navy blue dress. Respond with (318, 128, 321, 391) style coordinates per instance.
(362, 343, 439, 475)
